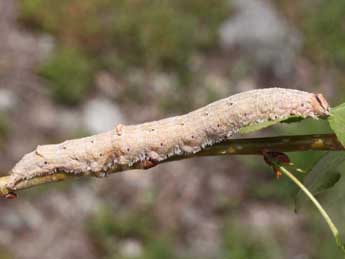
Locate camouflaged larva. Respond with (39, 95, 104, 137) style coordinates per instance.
(7, 88, 330, 189)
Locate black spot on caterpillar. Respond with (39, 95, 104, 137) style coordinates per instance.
(7, 88, 330, 189)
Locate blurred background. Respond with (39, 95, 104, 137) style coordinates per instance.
(0, 0, 345, 258)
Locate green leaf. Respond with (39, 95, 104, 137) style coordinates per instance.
(315, 172, 341, 194)
(294, 152, 345, 213)
(279, 164, 345, 253)
(329, 103, 345, 147)
(239, 116, 303, 135)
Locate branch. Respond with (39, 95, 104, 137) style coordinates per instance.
(0, 133, 342, 198)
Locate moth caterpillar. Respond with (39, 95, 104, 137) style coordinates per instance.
(7, 88, 330, 189)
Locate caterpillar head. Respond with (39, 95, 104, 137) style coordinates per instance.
(312, 93, 331, 117)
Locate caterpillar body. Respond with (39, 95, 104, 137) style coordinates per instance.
(7, 88, 330, 189)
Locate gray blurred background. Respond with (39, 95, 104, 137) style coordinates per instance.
(0, 0, 344, 258)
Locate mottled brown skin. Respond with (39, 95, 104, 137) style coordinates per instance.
(7, 88, 330, 190)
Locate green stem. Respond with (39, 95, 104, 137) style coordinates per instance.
(277, 165, 345, 252)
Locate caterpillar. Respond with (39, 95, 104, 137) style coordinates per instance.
(7, 88, 330, 189)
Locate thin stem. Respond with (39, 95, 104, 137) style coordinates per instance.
(165, 133, 343, 162)
(277, 165, 345, 252)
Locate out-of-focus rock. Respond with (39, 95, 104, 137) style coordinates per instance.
(119, 239, 143, 258)
(0, 89, 17, 112)
(83, 97, 124, 134)
(219, 0, 301, 78)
